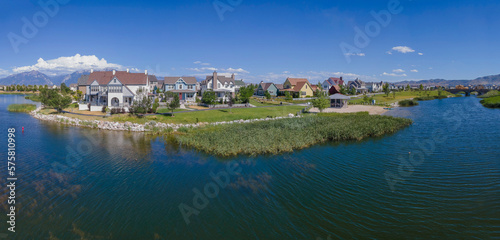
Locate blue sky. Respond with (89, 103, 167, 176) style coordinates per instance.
(1, 0, 499, 83)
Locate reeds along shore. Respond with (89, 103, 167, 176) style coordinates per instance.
(175, 112, 413, 156)
(7, 104, 36, 112)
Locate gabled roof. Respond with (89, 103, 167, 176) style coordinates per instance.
(69, 83, 78, 88)
(286, 78, 310, 86)
(259, 82, 276, 91)
(77, 75, 89, 86)
(329, 93, 351, 100)
(234, 80, 245, 86)
(164, 77, 197, 84)
(294, 81, 310, 91)
(149, 75, 158, 83)
(311, 84, 318, 91)
(275, 84, 284, 90)
(86, 71, 150, 85)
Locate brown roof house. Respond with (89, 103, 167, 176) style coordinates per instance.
(256, 81, 279, 97)
(82, 69, 154, 111)
(282, 78, 314, 98)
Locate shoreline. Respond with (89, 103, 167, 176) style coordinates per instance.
(29, 106, 302, 132)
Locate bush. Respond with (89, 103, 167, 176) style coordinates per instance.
(399, 99, 419, 107)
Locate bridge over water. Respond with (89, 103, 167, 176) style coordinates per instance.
(446, 88, 492, 96)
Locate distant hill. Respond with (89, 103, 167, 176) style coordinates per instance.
(51, 70, 91, 85)
(395, 74, 500, 87)
(0, 70, 54, 86)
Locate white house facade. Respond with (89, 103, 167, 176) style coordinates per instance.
(80, 69, 152, 111)
(201, 71, 243, 99)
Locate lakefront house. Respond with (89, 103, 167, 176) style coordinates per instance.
(79, 69, 153, 111)
(163, 77, 198, 102)
(200, 71, 244, 100)
(322, 77, 345, 92)
(281, 78, 314, 98)
(256, 82, 278, 97)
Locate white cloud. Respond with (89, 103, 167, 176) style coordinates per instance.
(382, 72, 407, 77)
(186, 67, 218, 72)
(12, 54, 126, 76)
(411, 69, 418, 73)
(0, 68, 10, 78)
(387, 46, 415, 54)
(393, 69, 405, 73)
(344, 53, 366, 57)
(221, 68, 249, 74)
(194, 61, 210, 66)
(418, 53, 424, 55)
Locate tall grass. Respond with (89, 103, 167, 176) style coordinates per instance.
(478, 90, 500, 99)
(175, 113, 412, 156)
(8, 104, 36, 113)
(398, 100, 419, 107)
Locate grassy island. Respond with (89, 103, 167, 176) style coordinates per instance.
(8, 104, 37, 113)
(480, 96, 500, 108)
(174, 112, 412, 156)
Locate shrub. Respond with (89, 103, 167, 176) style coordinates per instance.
(399, 99, 419, 107)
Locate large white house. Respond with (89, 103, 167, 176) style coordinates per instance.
(200, 71, 244, 99)
(79, 69, 153, 111)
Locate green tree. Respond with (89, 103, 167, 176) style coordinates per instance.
(383, 83, 390, 97)
(202, 91, 217, 107)
(339, 85, 348, 95)
(40, 89, 72, 113)
(264, 90, 271, 100)
(226, 92, 234, 113)
(60, 83, 71, 94)
(168, 94, 180, 116)
(152, 98, 160, 113)
(419, 84, 424, 91)
(311, 91, 329, 113)
(284, 91, 293, 101)
(238, 85, 255, 103)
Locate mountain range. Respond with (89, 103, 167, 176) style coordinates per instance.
(0, 70, 499, 87)
(0, 70, 91, 86)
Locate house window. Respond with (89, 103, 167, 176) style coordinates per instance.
(218, 83, 221, 88)
(188, 85, 193, 89)
(179, 85, 183, 90)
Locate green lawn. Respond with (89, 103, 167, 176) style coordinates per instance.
(111, 105, 305, 124)
(350, 90, 453, 105)
(156, 107, 188, 114)
(249, 98, 282, 106)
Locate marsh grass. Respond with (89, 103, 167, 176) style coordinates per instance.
(398, 100, 419, 107)
(8, 104, 36, 113)
(175, 112, 412, 156)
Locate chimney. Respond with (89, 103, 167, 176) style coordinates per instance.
(145, 70, 148, 75)
(213, 71, 218, 90)
(113, 70, 116, 75)
(231, 73, 235, 80)
(91, 69, 94, 73)
(127, 68, 130, 73)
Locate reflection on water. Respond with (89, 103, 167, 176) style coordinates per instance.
(1, 94, 499, 239)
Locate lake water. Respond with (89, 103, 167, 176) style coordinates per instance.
(1, 94, 499, 239)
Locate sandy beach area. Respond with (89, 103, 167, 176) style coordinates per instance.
(309, 105, 389, 115)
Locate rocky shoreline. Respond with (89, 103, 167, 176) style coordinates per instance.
(30, 106, 299, 132)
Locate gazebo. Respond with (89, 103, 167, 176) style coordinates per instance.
(329, 93, 351, 108)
